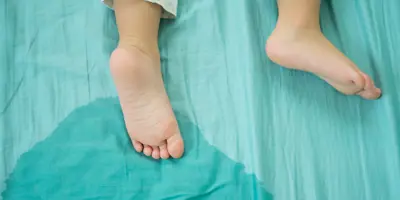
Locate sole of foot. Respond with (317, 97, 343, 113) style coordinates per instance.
(110, 47, 184, 159)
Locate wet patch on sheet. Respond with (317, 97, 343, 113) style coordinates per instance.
(2, 98, 273, 200)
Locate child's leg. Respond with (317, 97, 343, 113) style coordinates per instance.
(266, 0, 381, 99)
(110, 0, 184, 159)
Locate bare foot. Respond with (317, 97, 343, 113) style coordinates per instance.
(110, 47, 184, 159)
(266, 26, 381, 100)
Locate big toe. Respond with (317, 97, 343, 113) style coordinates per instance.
(357, 74, 382, 100)
(166, 132, 184, 159)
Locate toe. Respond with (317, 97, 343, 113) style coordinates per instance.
(151, 146, 161, 159)
(166, 132, 184, 159)
(358, 87, 382, 100)
(357, 74, 382, 100)
(159, 143, 170, 159)
(143, 145, 153, 156)
(132, 140, 143, 152)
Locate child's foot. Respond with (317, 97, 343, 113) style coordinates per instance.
(266, 26, 382, 100)
(110, 47, 184, 159)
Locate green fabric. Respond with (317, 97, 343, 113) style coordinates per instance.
(2, 99, 272, 199)
(1, 0, 400, 199)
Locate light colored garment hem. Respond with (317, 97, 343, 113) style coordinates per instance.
(102, 0, 177, 19)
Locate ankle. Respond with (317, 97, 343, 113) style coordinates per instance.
(118, 38, 160, 60)
(276, 16, 320, 30)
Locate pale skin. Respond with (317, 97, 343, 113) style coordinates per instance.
(109, 0, 381, 159)
(111, 0, 184, 159)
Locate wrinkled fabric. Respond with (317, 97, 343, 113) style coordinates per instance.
(102, 0, 178, 18)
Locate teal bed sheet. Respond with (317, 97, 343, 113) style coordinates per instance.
(1, 0, 400, 199)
